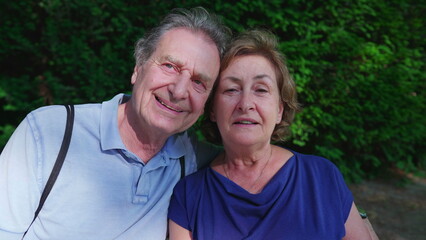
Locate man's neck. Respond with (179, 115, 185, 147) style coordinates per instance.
(117, 103, 168, 163)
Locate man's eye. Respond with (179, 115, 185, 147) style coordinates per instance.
(164, 63, 174, 69)
(193, 80, 207, 93)
(162, 63, 179, 73)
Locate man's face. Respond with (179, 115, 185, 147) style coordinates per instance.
(130, 28, 220, 136)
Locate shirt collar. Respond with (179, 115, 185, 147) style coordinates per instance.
(162, 132, 186, 159)
(100, 93, 127, 151)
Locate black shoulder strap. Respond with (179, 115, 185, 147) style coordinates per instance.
(22, 105, 74, 238)
(179, 156, 185, 179)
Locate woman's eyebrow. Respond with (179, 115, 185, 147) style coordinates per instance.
(253, 74, 273, 81)
(222, 76, 242, 83)
(223, 74, 273, 82)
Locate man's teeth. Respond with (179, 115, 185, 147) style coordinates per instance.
(156, 97, 182, 112)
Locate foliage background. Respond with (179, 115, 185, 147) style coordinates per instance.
(1, 0, 425, 182)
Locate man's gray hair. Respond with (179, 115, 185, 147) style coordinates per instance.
(134, 7, 231, 66)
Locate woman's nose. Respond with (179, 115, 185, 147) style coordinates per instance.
(237, 93, 255, 112)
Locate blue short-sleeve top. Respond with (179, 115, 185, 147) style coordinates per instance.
(168, 150, 353, 240)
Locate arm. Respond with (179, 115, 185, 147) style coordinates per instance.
(362, 215, 380, 240)
(168, 175, 194, 240)
(0, 119, 40, 239)
(169, 220, 193, 240)
(343, 203, 376, 240)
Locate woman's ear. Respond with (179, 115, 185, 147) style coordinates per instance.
(210, 110, 216, 122)
(276, 102, 284, 124)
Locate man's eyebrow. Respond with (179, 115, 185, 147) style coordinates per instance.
(159, 55, 183, 66)
(194, 72, 213, 83)
(160, 55, 214, 83)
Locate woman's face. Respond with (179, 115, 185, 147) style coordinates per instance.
(211, 55, 283, 147)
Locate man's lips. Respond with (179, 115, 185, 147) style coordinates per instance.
(155, 96, 183, 112)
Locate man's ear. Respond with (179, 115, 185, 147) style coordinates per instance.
(131, 65, 140, 85)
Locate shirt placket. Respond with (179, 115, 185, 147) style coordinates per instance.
(132, 151, 170, 204)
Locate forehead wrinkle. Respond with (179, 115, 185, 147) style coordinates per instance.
(158, 54, 215, 86)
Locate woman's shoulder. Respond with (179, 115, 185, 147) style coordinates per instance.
(186, 166, 211, 180)
(282, 147, 339, 171)
(177, 167, 210, 187)
(173, 167, 212, 200)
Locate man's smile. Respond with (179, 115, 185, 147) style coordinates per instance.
(155, 95, 184, 113)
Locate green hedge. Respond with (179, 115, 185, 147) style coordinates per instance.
(1, 0, 424, 181)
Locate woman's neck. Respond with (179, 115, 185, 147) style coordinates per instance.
(213, 145, 293, 194)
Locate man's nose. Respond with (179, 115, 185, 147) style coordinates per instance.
(168, 72, 191, 100)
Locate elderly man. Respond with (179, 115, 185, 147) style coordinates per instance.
(0, 7, 229, 239)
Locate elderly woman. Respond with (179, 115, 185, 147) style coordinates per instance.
(168, 30, 372, 240)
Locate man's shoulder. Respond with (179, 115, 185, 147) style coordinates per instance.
(29, 102, 102, 117)
(29, 104, 67, 116)
(173, 130, 221, 155)
(26, 105, 70, 130)
(29, 103, 102, 124)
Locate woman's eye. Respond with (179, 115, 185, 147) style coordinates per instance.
(224, 88, 238, 93)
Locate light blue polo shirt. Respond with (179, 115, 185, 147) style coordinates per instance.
(0, 94, 218, 240)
